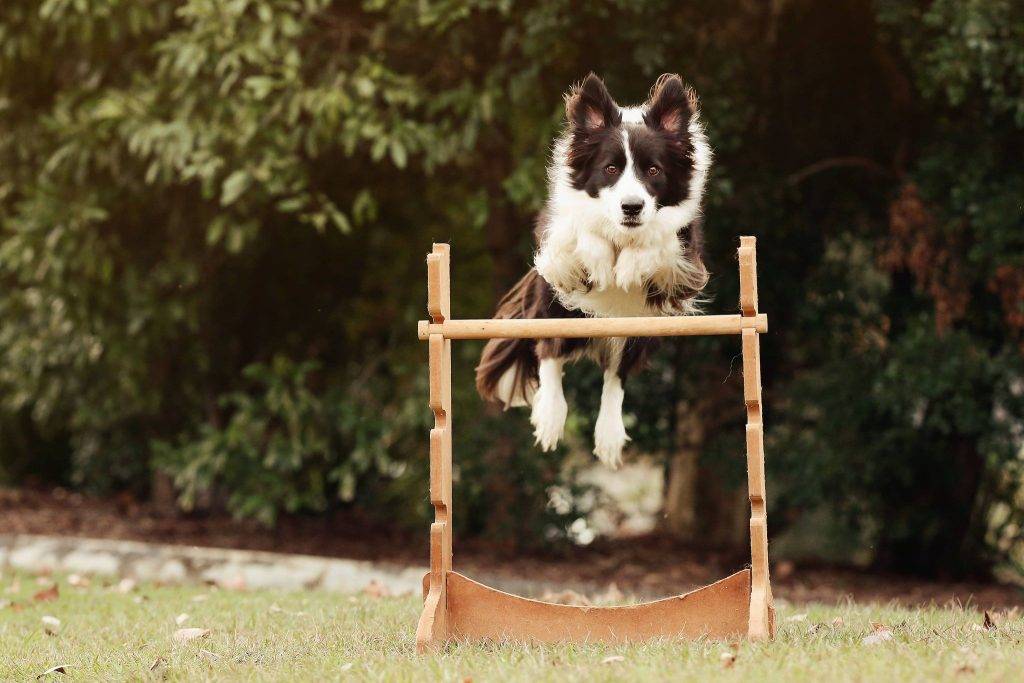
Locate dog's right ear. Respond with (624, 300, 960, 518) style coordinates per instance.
(565, 73, 620, 131)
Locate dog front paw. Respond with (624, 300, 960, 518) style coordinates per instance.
(536, 251, 583, 294)
(614, 252, 647, 291)
(531, 389, 568, 452)
(615, 247, 664, 291)
(583, 258, 614, 291)
(575, 234, 615, 291)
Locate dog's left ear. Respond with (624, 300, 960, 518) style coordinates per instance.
(645, 74, 697, 135)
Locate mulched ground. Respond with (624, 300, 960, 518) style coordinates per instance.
(2, 487, 1022, 609)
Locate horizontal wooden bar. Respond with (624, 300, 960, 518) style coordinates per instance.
(418, 313, 766, 340)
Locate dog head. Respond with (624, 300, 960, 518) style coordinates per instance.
(563, 73, 711, 235)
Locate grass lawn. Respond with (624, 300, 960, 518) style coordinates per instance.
(1, 572, 1022, 682)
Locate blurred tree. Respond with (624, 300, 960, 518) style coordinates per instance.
(0, 0, 1021, 576)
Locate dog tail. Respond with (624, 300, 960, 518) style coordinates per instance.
(475, 269, 545, 408)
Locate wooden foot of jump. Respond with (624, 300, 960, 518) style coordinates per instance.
(415, 237, 775, 650)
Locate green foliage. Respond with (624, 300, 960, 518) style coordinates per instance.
(768, 0, 1024, 576)
(155, 357, 330, 525)
(1, 1, 1022, 574)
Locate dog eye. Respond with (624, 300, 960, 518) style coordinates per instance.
(604, 165, 619, 175)
(647, 166, 661, 177)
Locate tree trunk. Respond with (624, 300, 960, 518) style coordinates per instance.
(660, 333, 748, 551)
(874, 434, 990, 579)
(149, 470, 179, 517)
(662, 403, 703, 540)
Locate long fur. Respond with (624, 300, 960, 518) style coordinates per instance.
(475, 73, 713, 467)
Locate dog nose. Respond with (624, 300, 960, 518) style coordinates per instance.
(621, 198, 644, 217)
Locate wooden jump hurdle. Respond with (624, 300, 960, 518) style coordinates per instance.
(415, 236, 775, 651)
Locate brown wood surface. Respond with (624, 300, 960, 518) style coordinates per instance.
(739, 236, 759, 317)
(416, 244, 454, 653)
(738, 236, 776, 640)
(418, 313, 767, 340)
(446, 570, 751, 644)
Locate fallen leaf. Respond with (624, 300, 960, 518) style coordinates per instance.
(199, 649, 220, 661)
(174, 627, 211, 643)
(36, 664, 69, 678)
(601, 655, 625, 665)
(786, 613, 807, 623)
(33, 585, 59, 602)
(363, 580, 392, 599)
(955, 663, 976, 675)
(222, 574, 247, 592)
(41, 615, 61, 635)
(720, 651, 737, 668)
(862, 629, 893, 645)
(117, 578, 137, 594)
(831, 616, 845, 628)
(67, 574, 91, 588)
(149, 657, 166, 672)
(982, 611, 996, 631)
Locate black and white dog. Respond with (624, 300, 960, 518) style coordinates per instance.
(475, 73, 712, 468)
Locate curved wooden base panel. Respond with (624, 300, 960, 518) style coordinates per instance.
(417, 569, 750, 648)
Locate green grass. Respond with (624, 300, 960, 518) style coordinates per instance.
(1, 572, 1022, 682)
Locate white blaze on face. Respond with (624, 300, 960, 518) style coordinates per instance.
(596, 125, 655, 230)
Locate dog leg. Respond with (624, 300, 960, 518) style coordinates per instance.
(614, 245, 663, 290)
(535, 226, 582, 293)
(575, 232, 615, 290)
(530, 358, 568, 451)
(593, 369, 629, 468)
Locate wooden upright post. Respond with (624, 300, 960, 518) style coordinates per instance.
(738, 236, 775, 640)
(416, 244, 453, 653)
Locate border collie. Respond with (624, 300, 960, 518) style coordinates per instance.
(475, 73, 712, 468)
